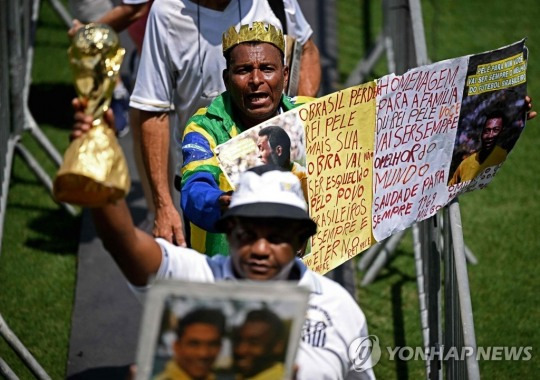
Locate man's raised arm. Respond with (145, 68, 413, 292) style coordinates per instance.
(91, 201, 162, 286)
(72, 99, 163, 286)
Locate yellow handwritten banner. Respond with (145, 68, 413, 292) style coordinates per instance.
(466, 53, 526, 95)
(300, 82, 377, 274)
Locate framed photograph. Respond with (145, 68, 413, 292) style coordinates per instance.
(135, 280, 310, 380)
(214, 110, 306, 189)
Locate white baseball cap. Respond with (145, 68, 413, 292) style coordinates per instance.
(215, 165, 317, 236)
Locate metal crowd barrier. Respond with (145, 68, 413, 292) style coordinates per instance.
(0, 0, 74, 378)
(347, 1, 481, 379)
(0, 0, 14, 257)
(1, 0, 75, 255)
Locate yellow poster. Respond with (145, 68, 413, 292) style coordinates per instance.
(300, 82, 377, 274)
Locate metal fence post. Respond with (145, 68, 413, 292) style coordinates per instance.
(0, 0, 14, 255)
(0, 314, 52, 380)
(448, 198, 480, 379)
(46, 0, 73, 28)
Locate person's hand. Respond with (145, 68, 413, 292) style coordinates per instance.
(153, 204, 186, 247)
(525, 95, 537, 120)
(124, 364, 136, 380)
(71, 98, 116, 141)
(71, 98, 92, 141)
(68, 19, 84, 38)
(292, 364, 299, 380)
(218, 193, 232, 213)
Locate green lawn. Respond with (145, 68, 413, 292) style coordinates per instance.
(0, 0, 538, 379)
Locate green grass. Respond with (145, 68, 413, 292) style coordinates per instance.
(0, 0, 539, 379)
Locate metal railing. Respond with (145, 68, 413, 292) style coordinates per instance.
(0, 0, 74, 378)
(348, 1, 480, 378)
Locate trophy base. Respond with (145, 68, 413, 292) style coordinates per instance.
(53, 124, 131, 208)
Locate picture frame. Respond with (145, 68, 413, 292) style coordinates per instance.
(135, 280, 310, 380)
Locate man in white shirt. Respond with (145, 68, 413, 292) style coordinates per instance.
(129, 0, 321, 246)
(74, 158, 375, 379)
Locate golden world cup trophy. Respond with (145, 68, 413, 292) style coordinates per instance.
(53, 23, 130, 207)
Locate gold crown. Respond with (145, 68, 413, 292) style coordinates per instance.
(222, 22, 284, 54)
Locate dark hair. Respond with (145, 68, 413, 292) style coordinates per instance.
(243, 308, 285, 344)
(176, 308, 226, 339)
(258, 126, 291, 167)
(483, 109, 507, 129)
(224, 42, 285, 69)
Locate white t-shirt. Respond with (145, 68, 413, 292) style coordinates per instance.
(129, 0, 313, 133)
(131, 239, 376, 380)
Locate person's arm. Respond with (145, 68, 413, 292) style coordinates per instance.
(97, 2, 149, 32)
(180, 172, 229, 232)
(297, 38, 321, 97)
(91, 201, 162, 286)
(179, 125, 233, 232)
(281, 0, 321, 97)
(140, 110, 186, 246)
(71, 99, 162, 286)
(67, 2, 149, 37)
